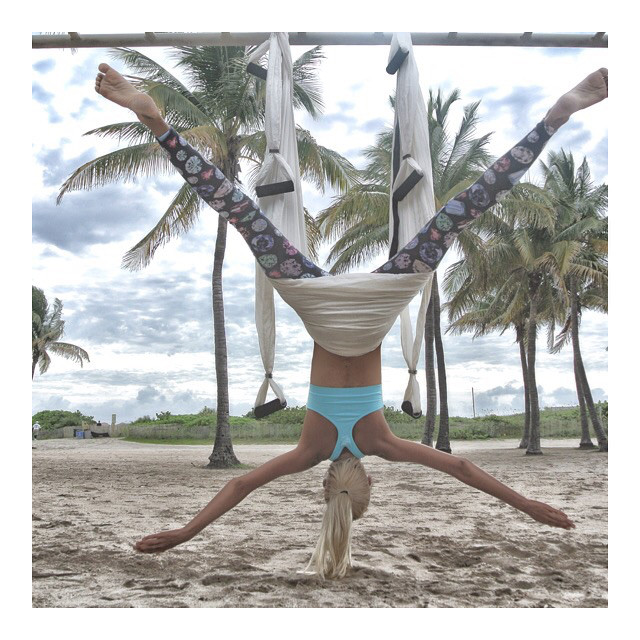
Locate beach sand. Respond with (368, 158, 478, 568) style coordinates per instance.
(32, 438, 607, 608)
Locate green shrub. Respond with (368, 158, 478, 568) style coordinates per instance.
(31, 409, 95, 430)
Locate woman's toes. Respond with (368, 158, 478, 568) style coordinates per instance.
(98, 63, 110, 73)
(600, 68, 608, 90)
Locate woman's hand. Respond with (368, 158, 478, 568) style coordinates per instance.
(134, 528, 191, 554)
(523, 499, 576, 530)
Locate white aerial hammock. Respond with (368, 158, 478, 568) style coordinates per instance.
(385, 32, 436, 417)
(248, 32, 436, 418)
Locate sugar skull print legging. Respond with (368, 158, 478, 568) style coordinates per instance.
(157, 118, 556, 279)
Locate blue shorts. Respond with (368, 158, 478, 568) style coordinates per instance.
(307, 384, 384, 461)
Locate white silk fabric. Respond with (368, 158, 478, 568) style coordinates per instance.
(249, 33, 307, 410)
(387, 33, 437, 415)
(271, 272, 431, 357)
(251, 33, 436, 415)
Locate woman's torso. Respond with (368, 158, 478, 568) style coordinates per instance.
(309, 342, 382, 387)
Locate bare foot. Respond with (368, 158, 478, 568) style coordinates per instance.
(545, 68, 608, 129)
(95, 63, 161, 122)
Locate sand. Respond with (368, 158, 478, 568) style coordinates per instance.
(32, 437, 607, 608)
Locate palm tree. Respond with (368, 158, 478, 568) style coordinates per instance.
(430, 273, 451, 452)
(446, 151, 607, 455)
(445, 181, 561, 454)
(318, 89, 492, 450)
(445, 281, 533, 448)
(542, 151, 608, 452)
(32, 286, 90, 379)
(57, 45, 357, 468)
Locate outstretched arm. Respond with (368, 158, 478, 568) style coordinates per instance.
(134, 445, 320, 553)
(377, 435, 575, 530)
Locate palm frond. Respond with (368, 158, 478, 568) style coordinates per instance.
(325, 223, 389, 274)
(295, 126, 359, 193)
(47, 342, 91, 367)
(109, 47, 196, 97)
(38, 351, 52, 375)
(57, 143, 173, 203)
(121, 183, 204, 271)
(304, 208, 323, 262)
(291, 46, 326, 118)
(84, 121, 157, 145)
(317, 185, 389, 243)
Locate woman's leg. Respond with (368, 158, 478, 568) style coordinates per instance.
(373, 69, 608, 275)
(156, 128, 329, 279)
(95, 63, 329, 280)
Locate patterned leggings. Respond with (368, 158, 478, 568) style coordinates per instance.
(157, 119, 556, 278)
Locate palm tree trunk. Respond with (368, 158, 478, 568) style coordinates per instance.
(576, 357, 608, 452)
(422, 291, 437, 446)
(432, 274, 451, 453)
(32, 351, 38, 379)
(525, 275, 543, 455)
(570, 276, 595, 449)
(208, 154, 240, 469)
(516, 323, 530, 449)
(575, 362, 594, 448)
(569, 276, 607, 452)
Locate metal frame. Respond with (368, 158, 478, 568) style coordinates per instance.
(32, 32, 607, 49)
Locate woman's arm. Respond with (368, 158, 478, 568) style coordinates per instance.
(377, 435, 575, 530)
(134, 445, 320, 553)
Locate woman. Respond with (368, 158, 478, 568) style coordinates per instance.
(94, 63, 607, 578)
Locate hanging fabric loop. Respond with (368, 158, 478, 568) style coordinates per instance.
(251, 35, 297, 198)
(246, 39, 270, 79)
(255, 150, 296, 197)
(252, 33, 307, 418)
(392, 155, 424, 202)
(387, 32, 437, 418)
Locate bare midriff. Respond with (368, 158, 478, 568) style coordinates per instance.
(309, 342, 382, 388)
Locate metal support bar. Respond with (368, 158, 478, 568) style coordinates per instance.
(32, 32, 608, 49)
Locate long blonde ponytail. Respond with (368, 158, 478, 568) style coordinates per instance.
(305, 456, 370, 579)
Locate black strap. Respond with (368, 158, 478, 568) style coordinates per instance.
(386, 46, 409, 75)
(389, 120, 402, 257)
(393, 169, 424, 203)
(255, 180, 295, 198)
(401, 400, 422, 419)
(254, 398, 287, 419)
(246, 62, 267, 80)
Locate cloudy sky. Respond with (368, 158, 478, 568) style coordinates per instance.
(31, 32, 608, 423)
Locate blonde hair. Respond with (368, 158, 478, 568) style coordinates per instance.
(305, 456, 370, 579)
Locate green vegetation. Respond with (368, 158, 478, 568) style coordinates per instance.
(31, 409, 95, 430)
(33, 402, 607, 444)
(113, 402, 608, 445)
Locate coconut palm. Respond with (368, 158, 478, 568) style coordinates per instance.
(445, 180, 561, 454)
(32, 286, 90, 379)
(445, 281, 533, 448)
(57, 45, 357, 468)
(542, 151, 608, 451)
(446, 152, 607, 455)
(318, 89, 492, 450)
